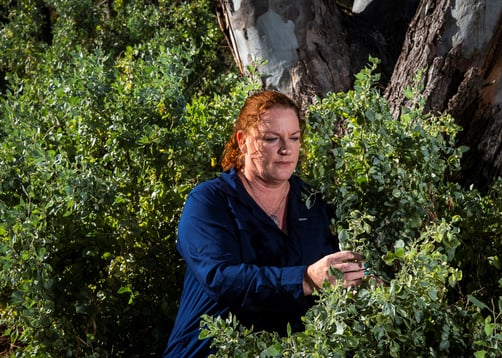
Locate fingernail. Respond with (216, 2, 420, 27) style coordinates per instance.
(364, 269, 370, 275)
(364, 263, 369, 268)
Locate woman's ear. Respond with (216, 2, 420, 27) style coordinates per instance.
(237, 130, 247, 153)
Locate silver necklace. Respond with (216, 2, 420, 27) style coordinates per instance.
(242, 174, 289, 227)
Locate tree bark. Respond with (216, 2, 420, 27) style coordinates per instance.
(385, 0, 502, 191)
(216, 0, 352, 107)
(217, 0, 502, 190)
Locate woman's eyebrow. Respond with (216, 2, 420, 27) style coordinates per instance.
(262, 129, 301, 135)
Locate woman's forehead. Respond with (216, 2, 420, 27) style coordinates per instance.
(260, 108, 299, 127)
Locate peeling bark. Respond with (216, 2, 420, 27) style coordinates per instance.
(218, 0, 502, 189)
(385, 0, 502, 190)
(217, 0, 351, 107)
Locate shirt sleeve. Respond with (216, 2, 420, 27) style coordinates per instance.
(176, 182, 310, 313)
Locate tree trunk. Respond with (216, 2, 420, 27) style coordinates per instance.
(385, 0, 502, 191)
(217, 0, 502, 190)
(216, 0, 352, 107)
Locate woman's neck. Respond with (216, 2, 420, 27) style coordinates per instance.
(239, 171, 290, 230)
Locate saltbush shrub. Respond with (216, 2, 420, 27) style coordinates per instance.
(1, 0, 500, 356)
(0, 0, 259, 356)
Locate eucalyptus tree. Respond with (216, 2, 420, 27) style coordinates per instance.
(217, 0, 502, 191)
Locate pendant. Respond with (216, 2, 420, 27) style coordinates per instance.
(270, 214, 280, 226)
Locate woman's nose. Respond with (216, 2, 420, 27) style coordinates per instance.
(279, 139, 289, 154)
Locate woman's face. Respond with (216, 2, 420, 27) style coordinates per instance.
(238, 106, 301, 185)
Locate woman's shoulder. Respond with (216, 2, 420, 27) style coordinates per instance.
(188, 177, 221, 202)
(189, 170, 239, 199)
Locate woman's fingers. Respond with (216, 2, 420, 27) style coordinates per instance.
(335, 261, 364, 273)
(327, 251, 368, 287)
(304, 250, 370, 294)
(329, 250, 364, 263)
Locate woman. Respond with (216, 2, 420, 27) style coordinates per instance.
(163, 90, 366, 357)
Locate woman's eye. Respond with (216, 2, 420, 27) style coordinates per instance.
(263, 137, 278, 142)
(290, 137, 300, 141)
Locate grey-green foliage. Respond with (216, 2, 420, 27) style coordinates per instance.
(0, 54, 254, 356)
(201, 58, 502, 357)
(303, 58, 466, 279)
(0, 0, 260, 356)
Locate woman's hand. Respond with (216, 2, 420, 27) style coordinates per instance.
(303, 251, 366, 295)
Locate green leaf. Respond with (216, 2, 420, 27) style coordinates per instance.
(383, 251, 396, 265)
(329, 266, 344, 281)
(474, 350, 486, 358)
(262, 343, 282, 357)
(394, 239, 405, 258)
(484, 322, 496, 337)
(428, 288, 438, 301)
(468, 295, 489, 310)
(335, 321, 346, 335)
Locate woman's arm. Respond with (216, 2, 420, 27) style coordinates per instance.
(177, 182, 309, 312)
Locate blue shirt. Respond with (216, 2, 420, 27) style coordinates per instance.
(163, 168, 338, 357)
